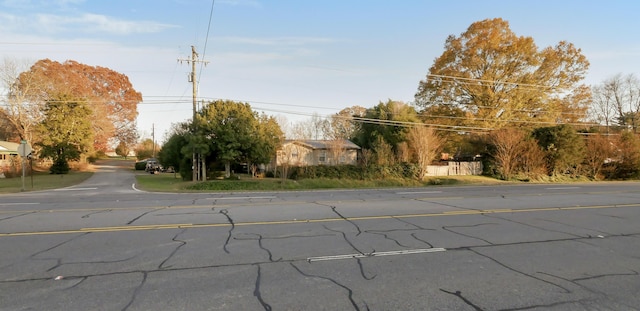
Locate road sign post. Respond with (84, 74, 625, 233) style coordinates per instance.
(17, 140, 32, 192)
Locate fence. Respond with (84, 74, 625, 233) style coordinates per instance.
(426, 161, 483, 176)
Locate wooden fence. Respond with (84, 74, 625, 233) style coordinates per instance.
(426, 161, 483, 176)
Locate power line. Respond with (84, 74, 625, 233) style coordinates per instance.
(199, 0, 216, 83)
(426, 74, 553, 90)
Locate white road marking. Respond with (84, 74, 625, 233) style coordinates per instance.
(53, 187, 98, 191)
(206, 196, 277, 200)
(396, 191, 443, 195)
(0, 202, 40, 206)
(545, 187, 580, 190)
(307, 247, 446, 262)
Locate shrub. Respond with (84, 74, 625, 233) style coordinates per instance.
(50, 158, 70, 174)
(135, 161, 147, 170)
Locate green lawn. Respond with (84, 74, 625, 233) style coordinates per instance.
(0, 171, 93, 193)
(134, 172, 506, 192)
(0, 165, 506, 194)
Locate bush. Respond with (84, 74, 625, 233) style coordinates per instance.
(50, 158, 70, 174)
(286, 163, 421, 180)
(135, 161, 147, 170)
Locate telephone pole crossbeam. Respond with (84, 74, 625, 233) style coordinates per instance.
(178, 45, 209, 181)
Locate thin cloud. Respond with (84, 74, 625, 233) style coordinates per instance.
(2, 0, 85, 10)
(218, 0, 262, 8)
(220, 36, 338, 46)
(35, 13, 178, 35)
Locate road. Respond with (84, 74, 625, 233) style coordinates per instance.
(1, 161, 640, 310)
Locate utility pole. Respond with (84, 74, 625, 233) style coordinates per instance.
(178, 46, 209, 181)
(152, 123, 155, 158)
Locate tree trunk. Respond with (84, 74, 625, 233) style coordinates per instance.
(225, 161, 231, 178)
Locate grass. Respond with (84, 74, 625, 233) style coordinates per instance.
(134, 173, 506, 192)
(0, 171, 93, 193)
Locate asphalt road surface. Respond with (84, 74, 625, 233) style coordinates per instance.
(1, 161, 640, 310)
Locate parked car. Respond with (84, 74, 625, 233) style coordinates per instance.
(145, 158, 161, 173)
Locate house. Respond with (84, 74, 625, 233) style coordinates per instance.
(0, 141, 19, 175)
(276, 139, 361, 166)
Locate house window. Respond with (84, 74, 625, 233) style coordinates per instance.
(319, 151, 326, 163)
(292, 151, 298, 158)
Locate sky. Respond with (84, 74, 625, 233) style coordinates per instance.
(1, 0, 639, 144)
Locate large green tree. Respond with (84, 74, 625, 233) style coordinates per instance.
(37, 95, 93, 174)
(158, 122, 191, 179)
(415, 18, 590, 130)
(197, 100, 282, 178)
(247, 113, 283, 176)
(353, 100, 420, 151)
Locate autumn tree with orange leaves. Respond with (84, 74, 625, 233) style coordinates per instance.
(14, 59, 141, 152)
(415, 18, 590, 130)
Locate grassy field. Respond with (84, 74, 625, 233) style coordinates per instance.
(134, 172, 506, 192)
(0, 171, 93, 193)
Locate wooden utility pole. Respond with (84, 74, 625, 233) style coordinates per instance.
(152, 123, 155, 158)
(178, 46, 209, 181)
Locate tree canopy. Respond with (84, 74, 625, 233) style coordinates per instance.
(415, 18, 590, 130)
(353, 100, 419, 151)
(37, 94, 93, 174)
(178, 100, 284, 178)
(590, 73, 640, 133)
(15, 59, 141, 151)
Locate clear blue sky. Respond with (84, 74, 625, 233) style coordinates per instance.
(1, 0, 639, 142)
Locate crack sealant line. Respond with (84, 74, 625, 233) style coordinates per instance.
(307, 247, 446, 262)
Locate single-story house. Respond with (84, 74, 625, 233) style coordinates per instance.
(276, 139, 361, 166)
(0, 140, 19, 171)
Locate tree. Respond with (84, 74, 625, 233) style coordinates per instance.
(115, 141, 131, 159)
(0, 58, 43, 143)
(488, 128, 525, 179)
(247, 113, 283, 176)
(353, 100, 420, 152)
(590, 82, 617, 134)
(16, 59, 142, 152)
(407, 126, 443, 179)
(532, 124, 585, 176)
(487, 127, 546, 180)
(518, 138, 547, 179)
(489, 128, 526, 179)
(371, 135, 395, 166)
(135, 139, 158, 160)
(37, 95, 93, 174)
(415, 18, 590, 129)
(198, 100, 281, 178)
(290, 113, 329, 140)
(613, 131, 640, 179)
(583, 134, 614, 179)
(327, 106, 367, 140)
(591, 74, 640, 133)
(326, 139, 347, 165)
(158, 122, 191, 179)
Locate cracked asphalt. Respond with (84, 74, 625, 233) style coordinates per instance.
(1, 162, 640, 310)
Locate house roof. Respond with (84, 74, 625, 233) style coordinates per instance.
(0, 141, 19, 155)
(285, 139, 361, 150)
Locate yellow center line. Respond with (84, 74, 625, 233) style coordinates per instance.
(1, 203, 639, 237)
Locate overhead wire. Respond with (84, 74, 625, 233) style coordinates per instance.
(198, 0, 215, 84)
